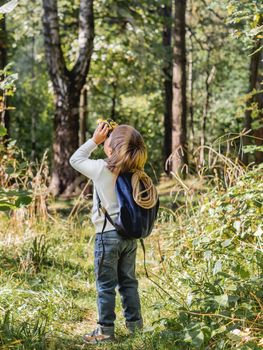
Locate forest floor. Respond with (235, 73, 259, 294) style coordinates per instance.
(0, 212, 173, 350)
(0, 167, 262, 349)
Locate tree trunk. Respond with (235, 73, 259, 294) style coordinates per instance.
(50, 88, 80, 195)
(79, 85, 88, 146)
(31, 35, 37, 161)
(188, 31, 194, 143)
(0, 14, 10, 141)
(110, 82, 117, 121)
(42, 0, 94, 196)
(162, 1, 173, 174)
(254, 46, 263, 163)
(199, 54, 215, 166)
(243, 39, 262, 164)
(171, 0, 188, 174)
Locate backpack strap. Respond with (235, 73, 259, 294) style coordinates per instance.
(95, 188, 117, 229)
(140, 239, 149, 278)
(94, 187, 107, 276)
(139, 239, 175, 298)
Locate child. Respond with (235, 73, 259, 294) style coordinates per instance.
(70, 123, 149, 344)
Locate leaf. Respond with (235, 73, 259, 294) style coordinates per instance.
(5, 166, 14, 175)
(184, 324, 205, 348)
(233, 220, 241, 233)
(0, 200, 15, 211)
(0, 189, 31, 197)
(243, 145, 263, 154)
(186, 293, 193, 306)
(215, 294, 229, 307)
(191, 330, 204, 348)
(15, 196, 32, 207)
(235, 265, 250, 278)
(212, 325, 226, 337)
(0, 205, 13, 211)
(227, 329, 242, 342)
(0, 0, 18, 14)
(254, 226, 262, 238)
(0, 124, 7, 136)
(213, 260, 222, 275)
(249, 25, 263, 37)
(221, 239, 232, 248)
(204, 250, 212, 260)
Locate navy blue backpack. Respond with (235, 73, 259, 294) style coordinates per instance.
(96, 172, 159, 239)
(95, 172, 159, 277)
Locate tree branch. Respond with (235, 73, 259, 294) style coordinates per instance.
(199, 0, 224, 21)
(42, 0, 68, 93)
(72, 0, 94, 92)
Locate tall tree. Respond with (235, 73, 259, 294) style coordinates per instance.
(79, 84, 88, 146)
(171, 0, 187, 173)
(253, 45, 263, 163)
(199, 52, 216, 166)
(162, 1, 173, 173)
(30, 34, 37, 161)
(243, 38, 263, 164)
(42, 0, 94, 195)
(0, 14, 9, 140)
(226, 2, 262, 164)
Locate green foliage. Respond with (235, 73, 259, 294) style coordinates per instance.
(0, 64, 18, 125)
(0, 62, 33, 213)
(226, 0, 263, 50)
(7, 0, 53, 160)
(0, 188, 32, 211)
(0, 310, 47, 349)
(0, 0, 261, 347)
(186, 1, 249, 151)
(6, 0, 260, 171)
(0, 138, 33, 211)
(0, 166, 262, 349)
(0, 124, 6, 136)
(88, 0, 165, 177)
(151, 167, 263, 349)
(0, 0, 18, 14)
(0, 64, 17, 97)
(25, 235, 50, 273)
(243, 144, 263, 154)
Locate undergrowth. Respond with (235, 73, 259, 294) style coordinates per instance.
(0, 166, 262, 349)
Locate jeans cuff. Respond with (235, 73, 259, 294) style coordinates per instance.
(126, 319, 143, 333)
(98, 324, 115, 336)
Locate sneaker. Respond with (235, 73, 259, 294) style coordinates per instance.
(126, 319, 143, 334)
(83, 325, 115, 344)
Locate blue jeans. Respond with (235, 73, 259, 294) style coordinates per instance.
(94, 230, 142, 327)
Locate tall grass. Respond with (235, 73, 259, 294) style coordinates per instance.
(148, 137, 263, 349)
(0, 135, 262, 349)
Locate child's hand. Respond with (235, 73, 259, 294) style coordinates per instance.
(92, 123, 109, 145)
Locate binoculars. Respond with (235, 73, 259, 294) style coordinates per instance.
(96, 118, 119, 137)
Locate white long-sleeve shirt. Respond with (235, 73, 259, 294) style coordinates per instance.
(69, 139, 119, 233)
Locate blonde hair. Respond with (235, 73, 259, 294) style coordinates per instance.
(106, 125, 147, 174)
(106, 125, 158, 208)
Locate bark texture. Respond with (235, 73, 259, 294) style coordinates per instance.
(243, 40, 263, 164)
(42, 0, 94, 195)
(171, 0, 188, 173)
(162, 1, 173, 173)
(0, 15, 10, 141)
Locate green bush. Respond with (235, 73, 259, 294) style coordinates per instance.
(151, 166, 263, 349)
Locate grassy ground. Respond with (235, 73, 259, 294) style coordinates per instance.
(0, 213, 172, 350)
(0, 168, 262, 349)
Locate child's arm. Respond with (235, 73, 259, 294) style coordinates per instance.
(69, 139, 101, 181)
(69, 123, 108, 181)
